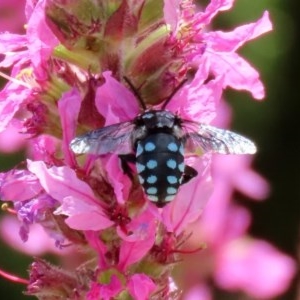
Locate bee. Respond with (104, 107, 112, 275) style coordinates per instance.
(70, 78, 256, 207)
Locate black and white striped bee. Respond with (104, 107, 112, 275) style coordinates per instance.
(70, 78, 256, 207)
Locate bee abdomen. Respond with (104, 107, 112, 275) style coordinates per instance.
(135, 133, 184, 207)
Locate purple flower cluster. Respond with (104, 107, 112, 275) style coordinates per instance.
(0, 0, 295, 299)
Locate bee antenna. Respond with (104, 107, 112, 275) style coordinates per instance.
(123, 76, 147, 111)
(161, 78, 188, 110)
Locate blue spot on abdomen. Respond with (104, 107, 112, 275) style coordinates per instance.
(166, 159, 177, 169)
(145, 142, 156, 152)
(167, 142, 178, 152)
(146, 160, 158, 169)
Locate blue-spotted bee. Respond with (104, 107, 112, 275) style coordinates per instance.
(70, 78, 256, 207)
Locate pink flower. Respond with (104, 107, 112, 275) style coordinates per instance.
(178, 170, 296, 299)
(184, 284, 212, 300)
(215, 238, 297, 298)
(0, 1, 293, 300)
(85, 220, 156, 300)
(201, 11, 272, 99)
(87, 275, 123, 300)
(27, 160, 114, 231)
(0, 216, 70, 256)
(0, 168, 43, 202)
(212, 154, 270, 201)
(127, 274, 156, 300)
(165, 1, 272, 99)
(87, 273, 156, 300)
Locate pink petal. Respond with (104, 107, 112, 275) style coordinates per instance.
(25, 0, 36, 20)
(118, 237, 155, 271)
(200, 184, 251, 244)
(0, 121, 27, 152)
(103, 155, 131, 204)
(204, 51, 265, 99)
(0, 169, 43, 202)
(191, 11, 272, 99)
(223, 206, 251, 240)
(118, 210, 156, 270)
(27, 160, 114, 230)
(0, 216, 68, 256)
(233, 168, 270, 200)
(215, 238, 297, 298)
(163, 156, 214, 235)
(55, 196, 114, 231)
(212, 155, 270, 201)
(210, 98, 232, 127)
(0, 50, 28, 68)
(28, 135, 59, 163)
(88, 276, 122, 300)
(101, 275, 123, 299)
(117, 209, 156, 242)
(95, 71, 139, 125)
(197, 0, 235, 26)
(169, 55, 210, 112)
(127, 274, 156, 300)
(0, 33, 27, 52)
(184, 75, 224, 123)
(170, 57, 222, 124)
(58, 88, 81, 168)
(26, 0, 58, 78)
(85, 231, 107, 269)
(27, 160, 97, 206)
(204, 11, 272, 52)
(163, 0, 181, 31)
(183, 284, 212, 300)
(0, 82, 31, 132)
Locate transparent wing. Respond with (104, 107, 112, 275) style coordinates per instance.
(182, 123, 257, 155)
(70, 121, 135, 155)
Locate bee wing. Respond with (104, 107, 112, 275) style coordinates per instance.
(182, 123, 257, 155)
(70, 121, 135, 155)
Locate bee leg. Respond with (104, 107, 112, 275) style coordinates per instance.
(119, 154, 136, 180)
(181, 165, 198, 185)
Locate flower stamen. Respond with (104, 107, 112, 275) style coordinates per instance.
(1, 203, 17, 215)
(0, 70, 31, 89)
(0, 268, 29, 285)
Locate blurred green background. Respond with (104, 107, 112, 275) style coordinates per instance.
(0, 0, 298, 299)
